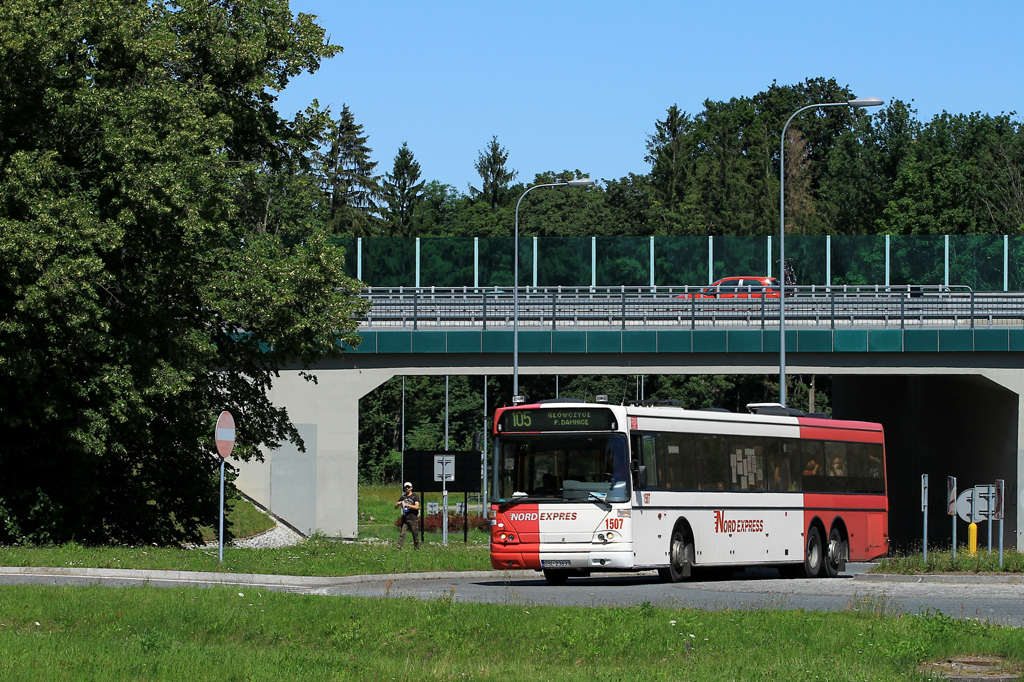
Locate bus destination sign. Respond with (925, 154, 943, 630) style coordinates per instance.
(501, 407, 615, 432)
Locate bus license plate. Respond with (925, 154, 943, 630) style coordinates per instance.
(542, 560, 571, 568)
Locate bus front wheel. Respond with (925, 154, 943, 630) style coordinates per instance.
(659, 528, 694, 583)
(804, 526, 824, 578)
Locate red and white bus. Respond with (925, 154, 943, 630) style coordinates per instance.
(489, 400, 888, 584)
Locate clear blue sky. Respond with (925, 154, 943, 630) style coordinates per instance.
(276, 0, 1023, 192)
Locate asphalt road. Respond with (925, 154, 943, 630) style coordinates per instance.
(2, 564, 1023, 626)
(315, 564, 1024, 627)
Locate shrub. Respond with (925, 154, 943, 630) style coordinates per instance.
(395, 512, 488, 533)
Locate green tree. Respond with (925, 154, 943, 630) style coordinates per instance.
(0, 0, 367, 544)
(317, 105, 381, 236)
(646, 105, 701, 231)
(822, 100, 920, 235)
(879, 112, 1002, 235)
(381, 142, 425, 237)
(470, 136, 518, 208)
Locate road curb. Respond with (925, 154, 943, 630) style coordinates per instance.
(855, 572, 1024, 585)
(0, 566, 535, 588)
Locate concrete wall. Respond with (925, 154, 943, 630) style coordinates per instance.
(234, 368, 393, 538)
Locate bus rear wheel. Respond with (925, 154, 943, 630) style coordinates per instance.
(804, 526, 824, 578)
(543, 569, 570, 585)
(659, 527, 694, 583)
(824, 527, 844, 578)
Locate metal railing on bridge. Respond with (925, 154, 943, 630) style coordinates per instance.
(357, 285, 1024, 331)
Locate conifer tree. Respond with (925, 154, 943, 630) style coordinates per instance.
(470, 136, 517, 208)
(381, 142, 426, 236)
(317, 105, 381, 236)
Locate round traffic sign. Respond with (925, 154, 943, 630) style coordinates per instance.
(215, 411, 235, 459)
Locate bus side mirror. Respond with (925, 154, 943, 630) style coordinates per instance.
(631, 462, 648, 489)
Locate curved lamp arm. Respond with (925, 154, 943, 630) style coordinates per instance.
(513, 178, 594, 396)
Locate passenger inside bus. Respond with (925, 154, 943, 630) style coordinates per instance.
(803, 459, 820, 476)
(534, 473, 558, 495)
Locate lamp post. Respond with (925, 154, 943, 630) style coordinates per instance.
(778, 97, 882, 407)
(513, 178, 594, 398)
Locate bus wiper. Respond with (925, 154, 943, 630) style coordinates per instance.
(496, 496, 534, 509)
(587, 492, 612, 510)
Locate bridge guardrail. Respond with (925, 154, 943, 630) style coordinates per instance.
(355, 285, 1023, 331)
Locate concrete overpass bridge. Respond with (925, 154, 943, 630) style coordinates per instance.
(235, 285, 1024, 551)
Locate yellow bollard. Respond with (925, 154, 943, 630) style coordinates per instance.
(968, 522, 978, 554)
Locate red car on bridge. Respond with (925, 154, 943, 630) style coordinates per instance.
(674, 276, 781, 299)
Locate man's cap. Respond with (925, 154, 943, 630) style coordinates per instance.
(403, 482, 412, 488)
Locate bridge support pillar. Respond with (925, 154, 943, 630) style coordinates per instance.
(980, 370, 1024, 552)
(234, 368, 395, 538)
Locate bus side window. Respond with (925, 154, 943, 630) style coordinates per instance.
(824, 441, 849, 493)
(696, 434, 728, 490)
(728, 437, 765, 491)
(640, 435, 657, 489)
(801, 440, 825, 492)
(661, 433, 696, 490)
(767, 438, 800, 491)
(866, 443, 885, 493)
(846, 442, 882, 494)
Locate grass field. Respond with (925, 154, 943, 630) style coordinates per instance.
(0, 583, 1020, 681)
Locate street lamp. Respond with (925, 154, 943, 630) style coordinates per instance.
(778, 97, 883, 407)
(513, 178, 595, 398)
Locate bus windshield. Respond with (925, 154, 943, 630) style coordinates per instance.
(497, 433, 630, 503)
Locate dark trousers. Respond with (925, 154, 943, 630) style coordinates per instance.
(398, 514, 419, 549)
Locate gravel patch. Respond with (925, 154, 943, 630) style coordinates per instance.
(232, 520, 304, 549)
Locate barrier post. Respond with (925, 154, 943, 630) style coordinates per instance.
(969, 488, 977, 554)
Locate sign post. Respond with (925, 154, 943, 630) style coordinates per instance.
(947, 476, 957, 561)
(434, 455, 455, 546)
(995, 479, 1005, 568)
(215, 411, 235, 564)
(921, 474, 928, 563)
(987, 484, 994, 555)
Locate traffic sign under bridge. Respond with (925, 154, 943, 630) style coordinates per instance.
(956, 486, 996, 524)
(402, 451, 481, 494)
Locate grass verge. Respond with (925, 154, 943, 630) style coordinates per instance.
(873, 547, 1022, 575)
(0, 584, 1021, 681)
(0, 534, 491, 576)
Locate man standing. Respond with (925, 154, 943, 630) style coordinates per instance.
(395, 482, 420, 550)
